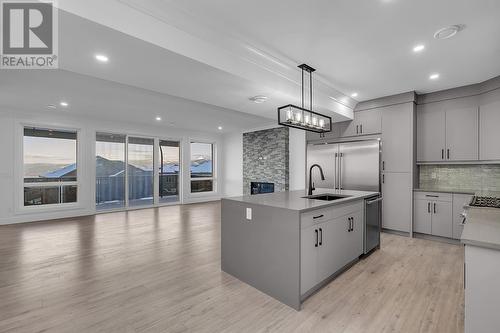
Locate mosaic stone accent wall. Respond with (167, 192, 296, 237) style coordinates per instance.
(419, 164, 500, 193)
(243, 127, 289, 195)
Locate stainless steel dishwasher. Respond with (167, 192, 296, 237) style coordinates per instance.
(364, 195, 382, 254)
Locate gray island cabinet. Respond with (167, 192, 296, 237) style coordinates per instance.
(221, 189, 379, 310)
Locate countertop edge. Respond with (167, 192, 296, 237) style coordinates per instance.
(461, 239, 500, 251)
(413, 188, 476, 195)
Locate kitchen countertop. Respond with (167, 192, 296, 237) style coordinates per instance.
(414, 188, 500, 197)
(413, 188, 476, 195)
(461, 207, 500, 251)
(223, 188, 379, 212)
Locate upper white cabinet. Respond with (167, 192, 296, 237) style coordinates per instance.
(417, 96, 478, 162)
(479, 89, 500, 161)
(381, 103, 414, 173)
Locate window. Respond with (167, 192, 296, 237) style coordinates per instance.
(159, 140, 180, 203)
(23, 127, 78, 206)
(96, 133, 126, 210)
(128, 137, 154, 206)
(190, 142, 214, 193)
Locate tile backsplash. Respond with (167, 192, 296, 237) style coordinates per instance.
(419, 164, 500, 193)
(243, 127, 289, 195)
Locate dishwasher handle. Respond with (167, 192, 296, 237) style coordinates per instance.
(366, 197, 383, 205)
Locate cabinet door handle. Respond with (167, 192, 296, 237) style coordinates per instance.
(360, 124, 363, 134)
(441, 149, 444, 159)
(315, 229, 318, 247)
(313, 214, 324, 219)
(447, 149, 450, 159)
(428, 202, 431, 213)
(433, 203, 437, 214)
(382, 161, 385, 171)
(350, 218, 354, 232)
(347, 218, 351, 232)
(319, 228, 323, 246)
(382, 174, 385, 184)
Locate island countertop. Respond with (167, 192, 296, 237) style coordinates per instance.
(461, 207, 500, 251)
(223, 188, 379, 212)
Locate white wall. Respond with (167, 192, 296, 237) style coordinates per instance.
(0, 108, 223, 225)
(221, 132, 243, 197)
(289, 128, 306, 191)
(221, 126, 307, 197)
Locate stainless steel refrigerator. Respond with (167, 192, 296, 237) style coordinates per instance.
(306, 139, 381, 254)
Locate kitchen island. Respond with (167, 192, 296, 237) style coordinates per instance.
(221, 189, 379, 310)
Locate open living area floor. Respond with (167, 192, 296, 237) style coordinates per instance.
(0, 202, 463, 333)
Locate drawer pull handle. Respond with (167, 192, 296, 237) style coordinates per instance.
(425, 195, 439, 198)
(313, 214, 324, 219)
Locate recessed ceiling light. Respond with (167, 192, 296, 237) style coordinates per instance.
(413, 44, 425, 53)
(218, 126, 223, 130)
(429, 73, 440, 80)
(434, 25, 465, 40)
(155, 116, 162, 121)
(351, 92, 358, 98)
(95, 54, 109, 63)
(60, 101, 68, 107)
(249, 95, 268, 103)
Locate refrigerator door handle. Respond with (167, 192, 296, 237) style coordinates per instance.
(334, 152, 339, 189)
(339, 153, 343, 190)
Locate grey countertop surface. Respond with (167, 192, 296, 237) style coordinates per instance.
(414, 188, 500, 197)
(413, 188, 476, 195)
(461, 207, 500, 251)
(223, 188, 380, 212)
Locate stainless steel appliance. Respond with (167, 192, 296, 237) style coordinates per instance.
(365, 195, 382, 253)
(307, 139, 381, 254)
(306, 140, 381, 192)
(469, 196, 500, 208)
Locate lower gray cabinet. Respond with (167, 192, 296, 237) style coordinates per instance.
(414, 192, 464, 239)
(431, 201, 453, 238)
(300, 210, 363, 295)
(382, 172, 412, 232)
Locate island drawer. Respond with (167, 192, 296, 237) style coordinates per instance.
(301, 208, 332, 228)
(301, 201, 363, 229)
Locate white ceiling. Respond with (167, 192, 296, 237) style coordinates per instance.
(0, 70, 274, 133)
(157, 0, 500, 101)
(4, 0, 499, 133)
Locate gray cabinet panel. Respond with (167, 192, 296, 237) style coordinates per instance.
(479, 98, 500, 160)
(317, 218, 346, 282)
(417, 103, 446, 162)
(414, 199, 431, 234)
(349, 210, 364, 259)
(431, 201, 453, 238)
(382, 172, 412, 232)
(453, 194, 473, 240)
(382, 103, 413, 173)
(445, 99, 478, 161)
(300, 225, 318, 295)
(356, 109, 382, 135)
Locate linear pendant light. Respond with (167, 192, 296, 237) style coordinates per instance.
(278, 64, 332, 133)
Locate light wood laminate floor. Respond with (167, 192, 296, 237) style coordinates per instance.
(0, 202, 464, 333)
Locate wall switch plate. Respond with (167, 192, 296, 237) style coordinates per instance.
(246, 208, 252, 220)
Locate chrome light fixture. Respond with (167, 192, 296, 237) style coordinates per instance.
(278, 64, 332, 133)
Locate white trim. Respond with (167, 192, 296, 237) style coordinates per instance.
(16, 122, 84, 214)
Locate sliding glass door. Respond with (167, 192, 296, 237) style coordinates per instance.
(95, 133, 126, 210)
(159, 140, 180, 203)
(128, 137, 154, 207)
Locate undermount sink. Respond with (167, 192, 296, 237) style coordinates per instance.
(303, 194, 351, 201)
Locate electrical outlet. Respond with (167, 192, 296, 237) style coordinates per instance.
(246, 208, 252, 220)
